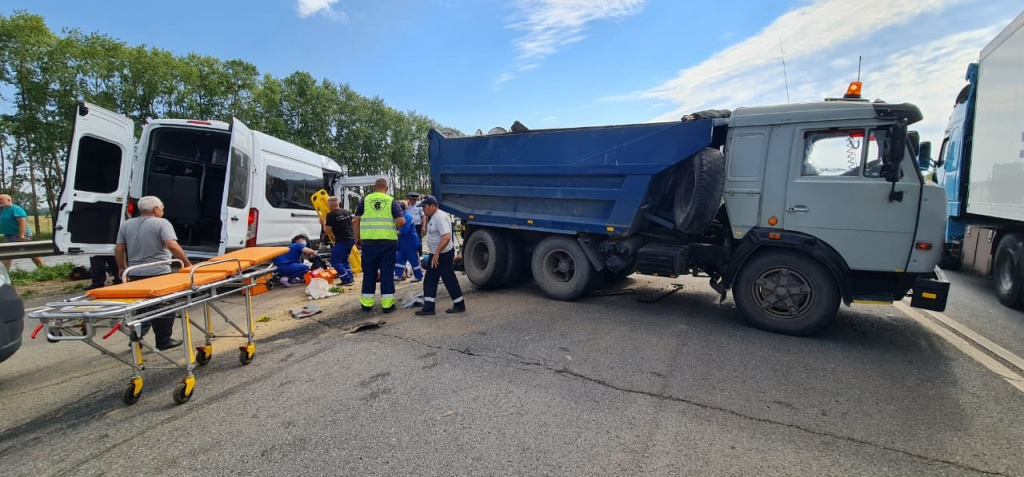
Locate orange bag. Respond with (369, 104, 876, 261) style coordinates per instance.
(303, 267, 338, 286)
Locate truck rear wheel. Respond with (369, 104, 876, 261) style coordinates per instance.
(464, 229, 510, 289)
(993, 234, 1024, 308)
(531, 236, 595, 301)
(500, 235, 528, 286)
(733, 250, 840, 336)
(674, 147, 725, 234)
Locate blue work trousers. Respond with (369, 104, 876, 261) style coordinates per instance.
(331, 239, 355, 284)
(360, 243, 398, 309)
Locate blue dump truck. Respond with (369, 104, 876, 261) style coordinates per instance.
(429, 85, 950, 335)
(933, 11, 1024, 309)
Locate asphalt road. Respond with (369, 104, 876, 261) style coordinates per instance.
(940, 268, 1024, 359)
(2, 274, 1023, 476)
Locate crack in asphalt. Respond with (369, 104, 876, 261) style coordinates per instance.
(377, 331, 1008, 477)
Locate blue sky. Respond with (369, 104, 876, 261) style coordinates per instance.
(2, 0, 1021, 142)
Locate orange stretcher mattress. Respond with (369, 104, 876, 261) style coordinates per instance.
(87, 272, 230, 299)
(179, 247, 291, 274)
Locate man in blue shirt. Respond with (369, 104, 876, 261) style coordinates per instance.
(273, 234, 317, 286)
(395, 202, 423, 282)
(0, 194, 45, 270)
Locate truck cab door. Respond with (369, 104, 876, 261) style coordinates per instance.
(53, 102, 136, 255)
(783, 126, 921, 272)
(220, 119, 255, 254)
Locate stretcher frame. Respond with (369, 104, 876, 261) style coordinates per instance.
(28, 258, 276, 406)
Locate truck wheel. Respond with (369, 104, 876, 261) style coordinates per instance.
(531, 236, 595, 301)
(464, 229, 510, 289)
(499, 235, 527, 286)
(674, 147, 725, 234)
(993, 234, 1024, 308)
(733, 250, 840, 336)
(938, 249, 962, 271)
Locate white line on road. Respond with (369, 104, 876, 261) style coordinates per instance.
(894, 301, 1024, 394)
(922, 308, 1024, 374)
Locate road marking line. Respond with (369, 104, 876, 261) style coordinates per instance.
(922, 308, 1024, 374)
(894, 301, 1024, 394)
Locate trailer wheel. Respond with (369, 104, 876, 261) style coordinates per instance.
(674, 147, 725, 234)
(531, 236, 595, 301)
(993, 234, 1024, 308)
(464, 229, 510, 289)
(733, 250, 840, 336)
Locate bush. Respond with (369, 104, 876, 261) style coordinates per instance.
(9, 262, 76, 286)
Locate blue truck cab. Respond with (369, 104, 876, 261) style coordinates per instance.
(429, 87, 950, 336)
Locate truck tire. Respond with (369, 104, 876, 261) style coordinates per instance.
(464, 229, 510, 289)
(499, 234, 528, 286)
(733, 250, 840, 336)
(993, 234, 1024, 309)
(531, 236, 596, 301)
(674, 147, 725, 234)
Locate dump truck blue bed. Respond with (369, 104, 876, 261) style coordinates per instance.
(428, 119, 715, 237)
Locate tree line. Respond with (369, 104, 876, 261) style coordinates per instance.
(0, 11, 449, 233)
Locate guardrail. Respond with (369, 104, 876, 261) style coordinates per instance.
(0, 240, 57, 261)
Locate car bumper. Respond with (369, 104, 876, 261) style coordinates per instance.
(909, 266, 950, 312)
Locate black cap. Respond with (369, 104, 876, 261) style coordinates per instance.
(421, 195, 438, 205)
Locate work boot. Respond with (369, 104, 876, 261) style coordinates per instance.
(445, 305, 466, 314)
(382, 305, 396, 314)
(415, 307, 435, 316)
(361, 305, 374, 313)
(155, 339, 183, 351)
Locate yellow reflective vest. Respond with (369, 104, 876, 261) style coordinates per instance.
(360, 192, 398, 241)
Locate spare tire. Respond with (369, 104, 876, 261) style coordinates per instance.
(674, 147, 725, 234)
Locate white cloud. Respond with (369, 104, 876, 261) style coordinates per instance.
(297, 0, 349, 21)
(496, 0, 644, 85)
(609, 0, 1009, 144)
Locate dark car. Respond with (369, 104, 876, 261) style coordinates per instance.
(0, 262, 25, 363)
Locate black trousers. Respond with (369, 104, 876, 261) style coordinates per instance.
(129, 273, 175, 345)
(422, 249, 464, 312)
(90, 255, 121, 286)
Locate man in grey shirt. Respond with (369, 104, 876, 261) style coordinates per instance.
(115, 196, 192, 350)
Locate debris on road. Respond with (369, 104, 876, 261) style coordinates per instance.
(257, 315, 271, 323)
(290, 303, 323, 319)
(342, 320, 385, 333)
(637, 284, 684, 303)
(587, 288, 636, 297)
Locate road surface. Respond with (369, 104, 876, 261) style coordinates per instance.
(2, 273, 1022, 475)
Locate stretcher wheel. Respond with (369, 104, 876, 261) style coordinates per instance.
(239, 349, 253, 365)
(173, 382, 193, 404)
(122, 383, 141, 405)
(195, 349, 211, 366)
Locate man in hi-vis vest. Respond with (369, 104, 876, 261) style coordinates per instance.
(353, 178, 406, 313)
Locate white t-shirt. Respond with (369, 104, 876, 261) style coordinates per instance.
(425, 210, 454, 254)
(407, 203, 424, 226)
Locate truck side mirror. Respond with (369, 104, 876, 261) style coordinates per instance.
(917, 141, 932, 169)
(882, 120, 908, 183)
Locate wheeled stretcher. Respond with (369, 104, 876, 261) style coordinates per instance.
(27, 247, 288, 406)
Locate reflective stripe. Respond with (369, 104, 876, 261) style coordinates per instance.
(452, 296, 464, 303)
(361, 294, 375, 299)
(382, 294, 395, 299)
(424, 297, 436, 302)
(360, 193, 397, 240)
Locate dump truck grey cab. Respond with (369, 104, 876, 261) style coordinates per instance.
(429, 85, 949, 335)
